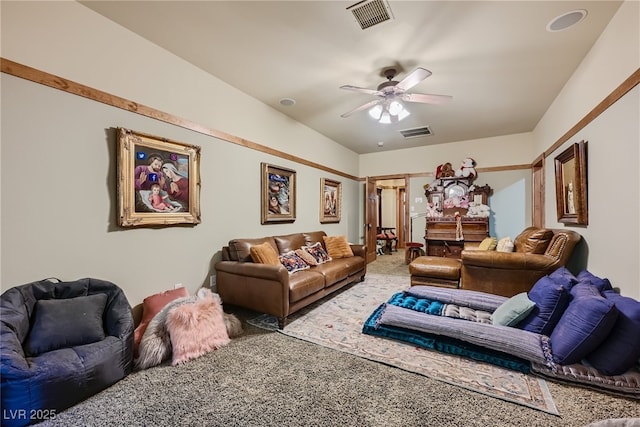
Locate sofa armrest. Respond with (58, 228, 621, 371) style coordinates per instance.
(215, 260, 288, 282)
(461, 250, 558, 271)
(349, 244, 366, 258)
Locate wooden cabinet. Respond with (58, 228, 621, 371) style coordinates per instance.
(425, 216, 489, 259)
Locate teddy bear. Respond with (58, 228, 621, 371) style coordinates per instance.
(436, 162, 455, 179)
(466, 202, 490, 218)
(455, 157, 477, 178)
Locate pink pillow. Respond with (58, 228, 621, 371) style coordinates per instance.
(134, 287, 189, 357)
(166, 295, 230, 365)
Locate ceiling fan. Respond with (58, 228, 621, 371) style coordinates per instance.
(340, 67, 452, 122)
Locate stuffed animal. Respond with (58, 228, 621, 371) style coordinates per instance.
(455, 158, 477, 178)
(436, 162, 455, 178)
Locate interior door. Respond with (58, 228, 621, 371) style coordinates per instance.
(365, 177, 378, 263)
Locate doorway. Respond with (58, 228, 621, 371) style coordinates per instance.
(364, 176, 408, 262)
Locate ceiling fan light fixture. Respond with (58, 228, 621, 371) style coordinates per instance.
(369, 100, 409, 124)
(368, 104, 383, 120)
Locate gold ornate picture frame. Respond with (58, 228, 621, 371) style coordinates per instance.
(320, 178, 342, 223)
(554, 140, 588, 225)
(117, 128, 201, 227)
(261, 163, 296, 224)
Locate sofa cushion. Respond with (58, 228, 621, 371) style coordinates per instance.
(478, 237, 497, 251)
(517, 275, 571, 335)
(25, 293, 108, 356)
(515, 228, 554, 254)
(134, 287, 189, 357)
(491, 292, 536, 326)
(279, 250, 310, 274)
(288, 271, 325, 302)
(229, 237, 277, 262)
(301, 242, 332, 264)
(295, 248, 319, 266)
(550, 284, 619, 365)
(250, 242, 280, 265)
(274, 233, 306, 254)
(323, 235, 354, 259)
(576, 270, 614, 292)
(585, 290, 640, 375)
(548, 267, 577, 289)
(496, 237, 514, 252)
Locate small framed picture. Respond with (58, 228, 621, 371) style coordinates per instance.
(117, 128, 201, 227)
(320, 178, 342, 223)
(554, 140, 588, 225)
(261, 163, 296, 224)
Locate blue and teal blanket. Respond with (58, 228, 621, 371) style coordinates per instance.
(363, 290, 538, 373)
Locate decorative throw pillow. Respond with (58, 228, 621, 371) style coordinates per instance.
(323, 235, 354, 259)
(550, 284, 619, 365)
(295, 248, 318, 266)
(516, 275, 571, 335)
(478, 237, 498, 251)
(167, 293, 230, 366)
(279, 250, 310, 274)
(585, 290, 640, 375)
(496, 237, 514, 252)
(576, 270, 614, 293)
(491, 292, 536, 326)
(25, 293, 108, 356)
(548, 267, 577, 290)
(134, 287, 189, 357)
(136, 295, 195, 370)
(301, 242, 332, 264)
(249, 242, 280, 265)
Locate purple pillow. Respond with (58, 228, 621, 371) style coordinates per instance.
(548, 267, 577, 289)
(517, 276, 571, 335)
(576, 270, 613, 292)
(550, 284, 619, 365)
(585, 290, 640, 375)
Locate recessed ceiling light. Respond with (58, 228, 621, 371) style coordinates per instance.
(279, 98, 296, 106)
(377, 141, 384, 147)
(547, 9, 587, 32)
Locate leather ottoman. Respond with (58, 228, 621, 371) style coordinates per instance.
(409, 256, 461, 288)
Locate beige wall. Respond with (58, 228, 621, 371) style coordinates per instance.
(533, 0, 639, 298)
(1, 1, 639, 303)
(0, 2, 362, 304)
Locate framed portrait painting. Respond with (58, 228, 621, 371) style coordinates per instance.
(117, 128, 201, 227)
(320, 178, 341, 223)
(554, 140, 588, 225)
(261, 163, 296, 224)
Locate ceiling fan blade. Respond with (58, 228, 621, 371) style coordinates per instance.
(339, 85, 382, 96)
(395, 68, 432, 91)
(401, 92, 452, 104)
(340, 99, 383, 118)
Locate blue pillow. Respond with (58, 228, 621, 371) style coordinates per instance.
(549, 284, 619, 365)
(585, 290, 640, 375)
(548, 267, 577, 289)
(517, 276, 571, 335)
(576, 270, 613, 292)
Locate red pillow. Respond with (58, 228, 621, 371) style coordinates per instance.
(133, 287, 189, 357)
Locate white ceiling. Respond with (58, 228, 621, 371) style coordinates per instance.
(81, 1, 622, 154)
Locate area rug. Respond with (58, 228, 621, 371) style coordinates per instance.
(248, 273, 559, 415)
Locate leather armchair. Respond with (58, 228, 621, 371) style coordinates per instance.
(460, 227, 582, 297)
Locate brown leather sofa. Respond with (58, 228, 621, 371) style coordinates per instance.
(215, 231, 366, 328)
(460, 226, 582, 297)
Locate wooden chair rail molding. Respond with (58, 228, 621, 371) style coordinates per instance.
(0, 58, 358, 181)
(2, 58, 638, 179)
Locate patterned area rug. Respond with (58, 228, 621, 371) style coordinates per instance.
(249, 273, 559, 415)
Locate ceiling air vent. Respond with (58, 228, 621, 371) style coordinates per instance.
(400, 126, 433, 139)
(347, 0, 394, 30)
